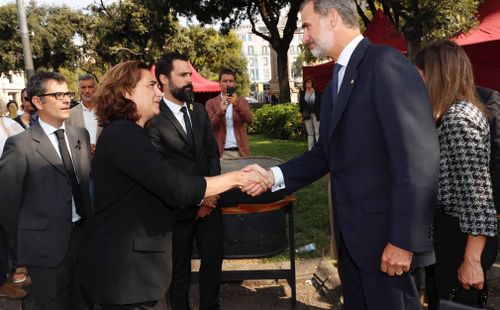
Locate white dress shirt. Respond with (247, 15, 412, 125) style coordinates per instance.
(270, 35, 364, 192)
(222, 94, 238, 149)
(163, 98, 191, 134)
(39, 118, 81, 222)
(81, 102, 98, 144)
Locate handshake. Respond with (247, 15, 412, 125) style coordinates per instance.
(237, 164, 276, 196)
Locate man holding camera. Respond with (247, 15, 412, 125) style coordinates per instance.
(205, 69, 253, 159)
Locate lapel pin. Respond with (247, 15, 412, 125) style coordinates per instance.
(189, 104, 194, 111)
(350, 79, 354, 84)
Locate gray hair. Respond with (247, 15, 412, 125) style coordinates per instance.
(301, 0, 359, 29)
(78, 74, 96, 82)
(27, 71, 67, 102)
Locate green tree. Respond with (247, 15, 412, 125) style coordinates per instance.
(356, 0, 483, 56)
(174, 0, 302, 102)
(79, 0, 178, 75)
(0, 2, 84, 75)
(166, 26, 250, 96)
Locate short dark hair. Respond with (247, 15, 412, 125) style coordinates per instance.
(78, 74, 96, 83)
(218, 68, 236, 81)
(27, 71, 67, 103)
(155, 52, 189, 87)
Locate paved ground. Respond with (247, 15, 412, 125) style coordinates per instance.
(1, 250, 499, 309)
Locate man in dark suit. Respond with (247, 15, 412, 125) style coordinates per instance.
(477, 86, 500, 215)
(0, 72, 92, 310)
(146, 52, 222, 310)
(247, 1, 440, 309)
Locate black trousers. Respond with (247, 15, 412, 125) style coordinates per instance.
(169, 208, 223, 310)
(338, 235, 421, 310)
(97, 297, 167, 310)
(426, 212, 498, 309)
(28, 225, 90, 310)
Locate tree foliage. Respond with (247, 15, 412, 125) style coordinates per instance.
(0, 2, 84, 74)
(177, 0, 303, 102)
(356, 0, 483, 55)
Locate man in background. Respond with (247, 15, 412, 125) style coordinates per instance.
(66, 74, 101, 155)
(205, 69, 252, 159)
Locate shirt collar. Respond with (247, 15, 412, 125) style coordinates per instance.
(336, 35, 364, 68)
(163, 97, 187, 114)
(80, 101, 93, 112)
(38, 117, 66, 136)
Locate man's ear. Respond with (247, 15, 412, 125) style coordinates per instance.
(159, 74, 169, 88)
(31, 96, 44, 111)
(328, 8, 338, 28)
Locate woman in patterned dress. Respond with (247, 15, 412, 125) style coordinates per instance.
(415, 40, 498, 308)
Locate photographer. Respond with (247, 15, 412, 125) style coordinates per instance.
(205, 69, 253, 159)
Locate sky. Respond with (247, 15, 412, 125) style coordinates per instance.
(0, 0, 115, 9)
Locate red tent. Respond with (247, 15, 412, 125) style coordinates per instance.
(363, 11, 406, 52)
(454, 0, 500, 91)
(303, 0, 500, 91)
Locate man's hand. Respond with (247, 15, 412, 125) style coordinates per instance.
(196, 195, 219, 220)
(195, 206, 213, 220)
(228, 94, 238, 108)
(458, 257, 484, 290)
(202, 194, 219, 208)
(380, 242, 413, 276)
(239, 164, 274, 196)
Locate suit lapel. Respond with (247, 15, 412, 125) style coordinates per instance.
(32, 123, 67, 177)
(327, 38, 370, 144)
(160, 99, 195, 152)
(65, 125, 84, 181)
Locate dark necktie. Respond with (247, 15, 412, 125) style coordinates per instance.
(331, 63, 342, 113)
(180, 106, 194, 146)
(54, 129, 86, 220)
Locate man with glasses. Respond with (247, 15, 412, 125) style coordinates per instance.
(67, 74, 101, 156)
(0, 72, 92, 310)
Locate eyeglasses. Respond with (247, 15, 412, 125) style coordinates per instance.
(36, 92, 75, 100)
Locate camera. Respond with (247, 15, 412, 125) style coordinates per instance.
(227, 87, 235, 96)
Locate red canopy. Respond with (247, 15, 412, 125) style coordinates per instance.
(304, 0, 500, 92)
(189, 63, 221, 93)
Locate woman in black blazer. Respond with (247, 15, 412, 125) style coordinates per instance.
(299, 77, 321, 150)
(79, 61, 267, 310)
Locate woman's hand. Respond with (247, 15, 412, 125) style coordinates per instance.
(458, 258, 484, 290)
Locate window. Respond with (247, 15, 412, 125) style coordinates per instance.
(262, 46, 269, 55)
(250, 69, 256, 81)
(263, 57, 268, 66)
(248, 46, 254, 55)
(264, 69, 270, 80)
(249, 58, 254, 66)
(255, 69, 260, 81)
(247, 34, 252, 41)
(290, 45, 295, 55)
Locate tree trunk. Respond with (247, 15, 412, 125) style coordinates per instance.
(276, 47, 291, 103)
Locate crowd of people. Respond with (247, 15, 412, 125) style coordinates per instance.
(0, 0, 499, 309)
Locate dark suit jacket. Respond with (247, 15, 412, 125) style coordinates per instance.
(146, 100, 220, 220)
(279, 38, 440, 273)
(79, 120, 206, 305)
(477, 86, 500, 214)
(299, 90, 322, 121)
(0, 122, 92, 267)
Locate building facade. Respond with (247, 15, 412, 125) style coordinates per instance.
(235, 16, 303, 103)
